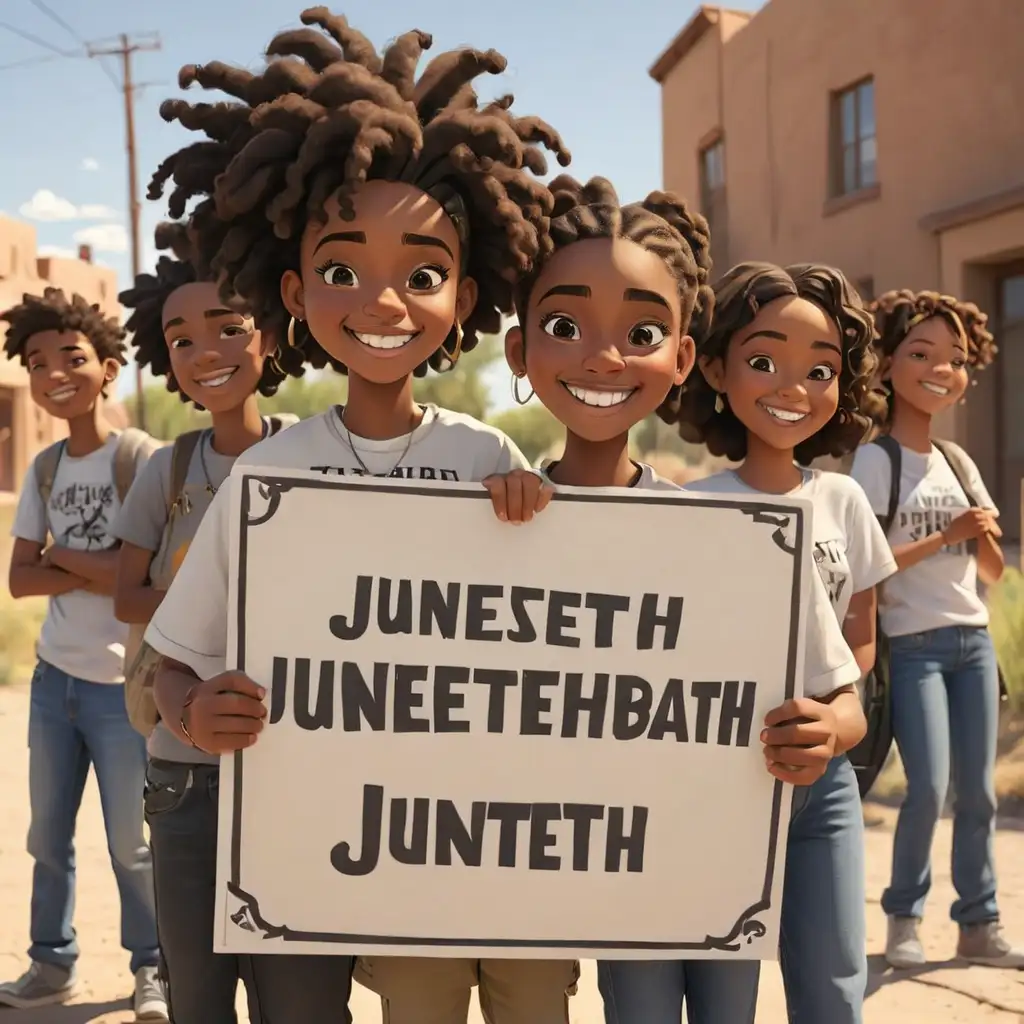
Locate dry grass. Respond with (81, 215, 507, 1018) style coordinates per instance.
(0, 504, 46, 686)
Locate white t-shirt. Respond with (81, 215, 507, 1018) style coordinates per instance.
(12, 436, 130, 684)
(683, 470, 865, 698)
(850, 440, 995, 637)
(145, 404, 530, 679)
(537, 460, 677, 492)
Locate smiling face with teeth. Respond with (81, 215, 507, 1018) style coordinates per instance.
(700, 296, 843, 455)
(506, 236, 695, 446)
(281, 181, 478, 388)
(25, 330, 120, 422)
(161, 281, 270, 414)
(885, 315, 969, 418)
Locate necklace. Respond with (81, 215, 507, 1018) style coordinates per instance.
(200, 418, 270, 497)
(338, 405, 419, 478)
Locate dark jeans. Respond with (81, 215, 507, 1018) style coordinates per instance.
(146, 759, 353, 1023)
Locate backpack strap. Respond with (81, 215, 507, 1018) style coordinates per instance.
(871, 434, 902, 535)
(933, 439, 980, 508)
(112, 427, 157, 504)
(166, 430, 204, 517)
(34, 440, 66, 514)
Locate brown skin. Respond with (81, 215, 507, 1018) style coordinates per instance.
(156, 179, 503, 753)
(882, 315, 1004, 583)
(10, 330, 121, 600)
(700, 296, 867, 783)
(115, 282, 274, 625)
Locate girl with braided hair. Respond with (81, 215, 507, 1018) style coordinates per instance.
(488, 187, 862, 1023)
(677, 263, 896, 1023)
(141, 8, 572, 1022)
(849, 292, 1023, 971)
(110, 222, 307, 1022)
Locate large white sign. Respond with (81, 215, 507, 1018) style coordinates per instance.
(214, 469, 814, 959)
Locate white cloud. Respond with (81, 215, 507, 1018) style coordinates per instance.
(18, 189, 120, 223)
(81, 157, 99, 171)
(37, 244, 77, 259)
(73, 223, 128, 253)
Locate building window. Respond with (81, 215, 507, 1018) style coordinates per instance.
(831, 78, 876, 197)
(1003, 274, 1024, 324)
(699, 139, 725, 215)
(855, 276, 875, 302)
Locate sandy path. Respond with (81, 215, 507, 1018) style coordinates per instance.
(2, 684, 1023, 1023)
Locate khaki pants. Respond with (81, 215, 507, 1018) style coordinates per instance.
(354, 956, 579, 1024)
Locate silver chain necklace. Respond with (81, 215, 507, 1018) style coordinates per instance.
(199, 418, 270, 497)
(338, 405, 419, 478)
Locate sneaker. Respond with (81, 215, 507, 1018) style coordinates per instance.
(0, 961, 76, 1008)
(133, 965, 169, 1021)
(957, 921, 1024, 968)
(885, 915, 926, 969)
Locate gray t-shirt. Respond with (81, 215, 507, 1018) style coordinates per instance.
(145, 404, 530, 684)
(112, 417, 294, 763)
(12, 436, 134, 684)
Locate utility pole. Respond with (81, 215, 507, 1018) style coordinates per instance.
(86, 32, 161, 431)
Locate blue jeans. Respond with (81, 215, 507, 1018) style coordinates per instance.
(26, 660, 158, 974)
(881, 625, 1000, 924)
(597, 959, 759, 1023)
(146, 759, 353, 1023)
(780, 754, 866, 1024)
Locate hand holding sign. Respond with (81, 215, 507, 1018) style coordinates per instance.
(183, 672, 267, 754)
(760, 697, 839, 786)
(482, 469, 554, 524)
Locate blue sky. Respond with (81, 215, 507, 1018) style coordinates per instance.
(0, 0, 761, 405)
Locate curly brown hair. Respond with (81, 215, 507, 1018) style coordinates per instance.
(514, 175, 714, 422)
(1, 286, 127, 366)
(118, 223, 290, 408)
(675, 262, 882, 464)
(147, 7, 570, 380)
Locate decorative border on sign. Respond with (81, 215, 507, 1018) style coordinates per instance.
(227, 474, 804, 952)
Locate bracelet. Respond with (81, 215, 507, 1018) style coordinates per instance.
(179, 684, 201, 750)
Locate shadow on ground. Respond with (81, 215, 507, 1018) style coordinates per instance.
(0, 1000, 130, 1024)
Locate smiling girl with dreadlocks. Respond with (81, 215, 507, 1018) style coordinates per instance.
(141, 8, 574, 1022)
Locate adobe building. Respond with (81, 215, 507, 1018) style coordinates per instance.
(651, 0, 1024, 537)
(0, 214, 122, 497)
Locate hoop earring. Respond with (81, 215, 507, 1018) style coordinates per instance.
(446, 319, 464, 365)
(714, 392, 725, 414)
(286, 317, 302, 349)
(269, 350, 285, 377)
(511, 372, 534, 406)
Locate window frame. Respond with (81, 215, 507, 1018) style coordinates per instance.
(830, 77, 877, 199)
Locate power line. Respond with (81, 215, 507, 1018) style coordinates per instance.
(23, 0, 118, 87)
(86, 32, 162, 431)
(0, 19, 77, 56)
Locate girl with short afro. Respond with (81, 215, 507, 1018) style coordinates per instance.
(140, 8, 575, 1022)
(677, 262, 896, 1023)
(849, 291, 1023, 972)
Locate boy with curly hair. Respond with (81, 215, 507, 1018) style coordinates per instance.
(0, 288, 166, 1019)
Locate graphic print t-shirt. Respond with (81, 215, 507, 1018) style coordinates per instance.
(12, 436, 130, 684)
(850, 441, 995, 637)
(145, 404, 530, 679)
(682, 470, 868, 699)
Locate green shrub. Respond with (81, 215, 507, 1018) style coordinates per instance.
(989, 567, 1024, 709)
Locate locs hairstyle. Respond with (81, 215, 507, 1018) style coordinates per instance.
(148, 6, 571, 379)
(118, 222, 288, 407)
(1, 286, 127, 367)
(676, 262, 883, 465)
(514, 175, 714, 422)
(871, 288, 996, 422)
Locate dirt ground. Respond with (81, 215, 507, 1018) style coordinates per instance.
(2, 684, 1024, 1023)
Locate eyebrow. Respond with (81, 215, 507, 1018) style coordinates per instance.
(402, 233, 454, 260)
(624, 287, 670, 309)
(539, 284, 591, 302)
(312, 230, 367, 255)
(742, 328, 843, 357)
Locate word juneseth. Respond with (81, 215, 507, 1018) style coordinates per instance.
(268, 658, 758, 747)
(329, 575, 685, 650)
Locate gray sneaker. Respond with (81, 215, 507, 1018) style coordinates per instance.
(0, 961, 76, 1008)
(885, 915, 926, 969)
(133, 965, 169, 1022)
(957, 922, 1024, 968)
